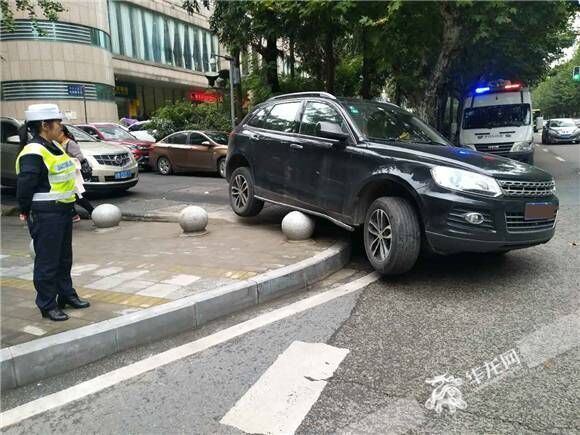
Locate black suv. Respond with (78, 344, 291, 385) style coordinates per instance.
(226, 92, 558, 275)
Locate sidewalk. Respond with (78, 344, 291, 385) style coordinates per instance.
(1, 206, 351, 389)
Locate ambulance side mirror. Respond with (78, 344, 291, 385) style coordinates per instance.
(6, 135, 20, 144)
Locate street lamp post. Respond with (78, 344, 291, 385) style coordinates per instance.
(211, 54, 236, 130)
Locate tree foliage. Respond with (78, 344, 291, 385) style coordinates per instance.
(0, 0, 65, 33)
(148, 101, 231, 139)
(533, 47, 580, 118)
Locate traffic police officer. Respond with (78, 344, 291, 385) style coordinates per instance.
(16, 104, 90, 321)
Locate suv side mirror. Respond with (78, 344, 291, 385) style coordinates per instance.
(6, 135, 20, 144)
(316, 121, 349, 144)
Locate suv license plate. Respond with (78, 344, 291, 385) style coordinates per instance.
(524, 202, 555, 220)
(115, 170, 132, 180)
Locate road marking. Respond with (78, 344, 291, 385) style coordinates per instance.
(542, 148, 549, 152)
(555, 156, 566, 162)
(220, 341, 349, 434)
(0, 272, 380, 429)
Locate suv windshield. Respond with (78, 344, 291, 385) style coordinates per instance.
(66, 125, 98, 142)
(463, 104, 531, 129)
(97, 124, 137, 141)
(341, 101, 449, 145)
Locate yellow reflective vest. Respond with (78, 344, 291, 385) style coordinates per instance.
(16, 142, 76, 203)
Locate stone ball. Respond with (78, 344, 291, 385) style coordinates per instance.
(281, 211, 315, 241)
(29, 239, 35, 259)
(92, 204, 122, 228)
(179, 206, 208, 233)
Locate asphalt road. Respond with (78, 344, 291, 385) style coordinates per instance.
(1, 143, 578, 434)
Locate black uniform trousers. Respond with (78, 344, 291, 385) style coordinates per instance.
(27, 205, 78, 310)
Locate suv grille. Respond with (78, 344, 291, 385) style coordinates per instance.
(93, 153, 130, 167)
(498, 180, 555, 198)
(474, 143, 513, 155)
(505, 212, 557, 233)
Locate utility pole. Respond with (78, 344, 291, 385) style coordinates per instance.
(82, 85, 88, 123)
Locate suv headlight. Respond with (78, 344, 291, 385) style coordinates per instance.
(431, 166, 502, 197)
(511, 141, 533, 152)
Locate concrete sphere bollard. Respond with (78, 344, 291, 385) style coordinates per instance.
(92, 204, 122, 228)
(282, 211, 315, 241)
(179, 206, 208, 233)
(29, 239, 35, 259)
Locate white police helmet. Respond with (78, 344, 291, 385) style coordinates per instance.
(24, 104, 64, 122)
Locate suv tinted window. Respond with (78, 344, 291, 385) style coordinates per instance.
(166, 133, 188, 144)
(189, 133, 205, 144)
(300, 102, 349, 137)
(247, 107, 269, 128)
(1, 121, 18, 143)
(263, 102, 301, 133)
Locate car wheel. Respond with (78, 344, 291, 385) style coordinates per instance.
(229, 167, 264, 217)
(218, 157, 226, 178)
(363, 197, 421, 275)
(157, 157, 172, 175)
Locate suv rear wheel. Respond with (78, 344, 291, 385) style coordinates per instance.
(364, 197, 421, 275)
(229, 167, 264, 217)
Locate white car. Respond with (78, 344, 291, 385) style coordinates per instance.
(127, 121, 156, 142)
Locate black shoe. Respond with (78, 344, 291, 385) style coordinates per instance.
(40, 307, 69, 321)
(57, 295, 90, 309)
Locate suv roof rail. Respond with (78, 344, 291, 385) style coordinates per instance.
(267, 92, 336, 101)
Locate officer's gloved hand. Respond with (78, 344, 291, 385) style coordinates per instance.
(80, 159, 93, 181)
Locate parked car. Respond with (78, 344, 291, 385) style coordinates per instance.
(541, 118, 580, 144)
(75, 122, 153, 169)
(150, 130, 229, 178)
(574, 119, 580, 128)
(127, 121, 157, 142)
(0, 118, 138, 192)
(227, 92, 558, 275)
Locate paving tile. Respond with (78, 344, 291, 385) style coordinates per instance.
(92, 266, 124, 277)
(162, 274, 200, 286)
(137, 283, 182, 298)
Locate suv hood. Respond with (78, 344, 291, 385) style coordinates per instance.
(78, 141, 130, 155)
(365, 141, 553, 181)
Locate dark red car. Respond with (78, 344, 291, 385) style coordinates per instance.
(75, 122, 154, 169)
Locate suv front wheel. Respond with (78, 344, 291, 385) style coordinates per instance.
(364, 197, 421, 275)
(229, 167, 264, 217)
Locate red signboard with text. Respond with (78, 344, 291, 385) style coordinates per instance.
(190, 90, 222, 103)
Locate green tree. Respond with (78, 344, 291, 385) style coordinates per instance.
(0, 0, 65, 33)
(533, 47, 580, 118)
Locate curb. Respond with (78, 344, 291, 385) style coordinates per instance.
(121, 210, 180, 223)
(0, 240, 351, 391)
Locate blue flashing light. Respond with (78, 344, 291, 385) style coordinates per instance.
(475, 86, 490, 94)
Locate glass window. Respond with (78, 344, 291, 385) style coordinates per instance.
(109, 2, 120, 54)
(174, 22, 184, 68)
(65, 125, 98, 142)
(202, 31, 210, 72)
(205, 132, 228, 144)
(300, 102, 348, 137)
(247, 107, 270, 128)
(97, 124, 137, 141)
(142, 10, 153, 61)
(210, 36, 218, 72)
(1, 121, 19, 143)
(463, 104, 531, 129)
(263, 102, 301, 133)
(343, 101, 449, 145)
(131, 7, 144, 60)
(183, 26, 192, 70)
(163, 18, 172, 65)
(119, 3, 133, 58)
(152, 14, 162, 63)
(192, 28, 202, 71)
(189, 133, 205, 144)
(549, 119, 575, 127)
(166, 132, 188, 144)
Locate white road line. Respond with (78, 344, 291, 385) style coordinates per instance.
(555, 156, 566, 162)
(0, 272, 380, 429)
(542, 148, 549, 152)
(220, 341, 349, 434)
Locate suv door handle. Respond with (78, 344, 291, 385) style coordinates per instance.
(289, 143, 303, 150)
(250, 133, 261, 140)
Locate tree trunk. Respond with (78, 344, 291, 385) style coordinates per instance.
(419, 3, 462, 126)
(289, 36, 295, 79)
(360, 28, 371, 99)
(323, 32, 336, 94)
(263, 36, 280, 93)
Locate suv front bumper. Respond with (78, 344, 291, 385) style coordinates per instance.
(420, 189, 558, 255)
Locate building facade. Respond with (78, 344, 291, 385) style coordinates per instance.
(1, 0, 224, 122)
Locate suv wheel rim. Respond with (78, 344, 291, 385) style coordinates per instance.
(368, 209, 392, 262)
(159, 158, 169, 174)
(231, 174, 249, 209)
